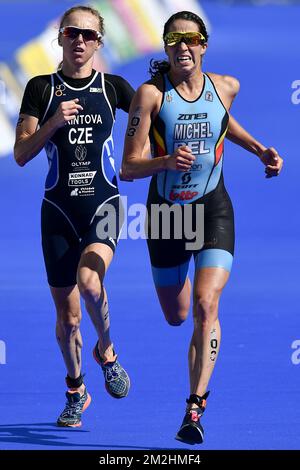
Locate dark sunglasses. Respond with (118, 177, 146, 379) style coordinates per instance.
(164, 31, 206, 47)
(59, 26, 101, 42)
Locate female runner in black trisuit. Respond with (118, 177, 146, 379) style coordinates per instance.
(14, 5, 134, 428)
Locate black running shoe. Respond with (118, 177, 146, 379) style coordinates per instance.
(175, 392, 209, 445)
(57, 387, 91, 427)
(93, 341, 130, 398)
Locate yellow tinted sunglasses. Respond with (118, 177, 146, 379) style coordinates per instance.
(164, 31, 206, 47)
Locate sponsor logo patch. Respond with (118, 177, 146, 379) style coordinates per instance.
(169, 190, 199, 201)
(68, 171, 96, 187)
(90, 87, 102, 93)
(205, 91, 213, 101)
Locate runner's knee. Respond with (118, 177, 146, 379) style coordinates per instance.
(77, 270, 102, 303)
(56, 308, 81, 337)
(193, 291, 220, 326)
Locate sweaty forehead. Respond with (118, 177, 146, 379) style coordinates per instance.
(63, 11, 99, 30)
(167, 19, 199, 33)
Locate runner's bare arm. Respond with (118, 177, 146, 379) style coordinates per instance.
(227, 115, 283, 177)
(14, 99, 83, 166)
(122, 84, 194, 179)
(226, 114, 267, 157)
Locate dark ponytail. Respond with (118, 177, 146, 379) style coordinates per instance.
(149, 59, 170, 79)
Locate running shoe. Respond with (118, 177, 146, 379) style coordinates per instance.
(93, 341, 130, 398)
(175, 392, 210, 445)
(57, 387, 91, 427)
